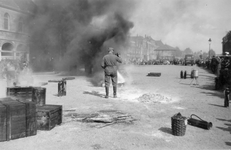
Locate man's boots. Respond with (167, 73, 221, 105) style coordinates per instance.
(105, 87, 109, 98)
(113, 86, 117, 98)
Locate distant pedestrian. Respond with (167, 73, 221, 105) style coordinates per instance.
(216, 56, 221, 77)
(101, 47, 122, 98)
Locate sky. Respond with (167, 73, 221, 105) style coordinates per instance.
(130, 0, 231, 54)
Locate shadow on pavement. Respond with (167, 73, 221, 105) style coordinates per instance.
(195, 81, 224, 98)
(208, 103, 225, 108)
(200, 91, 224, 99)
(216, 118, 231, 134)
(197, 83, 215, 90)
(217, 118, 231, 122)
(216, 118, 231, 146)
(158, 127, 172, 135)
(83, 91, 105, 98)
(199, 74, 215, 78)
(216, 126, 231, 133)
(225, 142, 231, 146)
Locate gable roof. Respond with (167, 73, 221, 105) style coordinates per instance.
(154, 40, 164, 47)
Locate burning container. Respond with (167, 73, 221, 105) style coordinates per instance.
(7, 86, 33, 101)
(58, 80, 66, 96)
(7, 86, 46, 106)
(48, 77, 75, 97)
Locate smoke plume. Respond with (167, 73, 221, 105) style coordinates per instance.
(27, 0, 135, 73)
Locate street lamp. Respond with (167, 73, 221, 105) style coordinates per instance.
(208, 38, 212, 58)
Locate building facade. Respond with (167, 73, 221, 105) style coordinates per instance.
(127, 35, 177, 63)
(154, 43, 177, 61)
(222, 31, 231, 55)
(126, 35, 157, 63)
(0, 0, 33, 61)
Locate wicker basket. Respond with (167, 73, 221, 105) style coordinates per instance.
(171, 113, 187, 136)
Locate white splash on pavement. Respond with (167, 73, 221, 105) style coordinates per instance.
(118, 86, 179, 104)
(151, 131, 172, 142)
(172, 106, 185, 110)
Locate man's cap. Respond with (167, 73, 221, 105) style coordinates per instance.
(108, 47, 114, 52)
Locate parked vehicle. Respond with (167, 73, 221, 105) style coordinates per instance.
(184, 54, 194, 66)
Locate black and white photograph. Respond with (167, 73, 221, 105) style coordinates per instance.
(0, 0, 231, 149)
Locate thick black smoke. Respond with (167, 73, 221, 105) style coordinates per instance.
(27, 0, 134, 73)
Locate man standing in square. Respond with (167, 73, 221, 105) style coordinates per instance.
(101, 47, 122, 98)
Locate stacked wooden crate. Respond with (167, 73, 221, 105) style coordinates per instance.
(0, 87, 62, 142)
(0, 86, 63, 142)
(0, 98, 37, 142)
(6, 86, 62, 131)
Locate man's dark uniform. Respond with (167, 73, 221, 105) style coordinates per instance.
(101, 48, 122, 98)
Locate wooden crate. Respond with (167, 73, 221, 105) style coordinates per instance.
(0, 98, 27, 141)
(0, 98, 37, 142)
(17, 100, 37, 137)
(32, 87, 46, 106)
(7, 87, 33, 101)
(36, 105, 62, 131)
(0, 102, 7, 142)
(7, 87, 46, 106)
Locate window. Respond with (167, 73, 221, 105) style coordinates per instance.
(1, 43, 13, 56)
(4, 13, 9, 30)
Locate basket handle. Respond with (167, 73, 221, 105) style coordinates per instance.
(190, 114, 205, 121)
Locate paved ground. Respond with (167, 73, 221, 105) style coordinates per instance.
(1, 64, 231, 150)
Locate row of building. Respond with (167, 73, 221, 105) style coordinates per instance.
(1, 0, 228, 65)
(0, 0, 178, 63)
(125, 35, 177, 63)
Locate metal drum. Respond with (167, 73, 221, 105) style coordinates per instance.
(32, 87, 46, 106)
(193, 70, 199, 78)
(58, 80, 66, 96)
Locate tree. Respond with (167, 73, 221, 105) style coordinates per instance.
(184, 48, 193, 55)
(202, 52, 208, 59)
(208, 49, 216, 57)
(173, 47, 183, 57)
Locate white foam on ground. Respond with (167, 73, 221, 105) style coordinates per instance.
(151, 131, 172, 142)
(172, 106, 185, 110)
(118, 86, 179, 104)
(118, 86, 145, 102)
